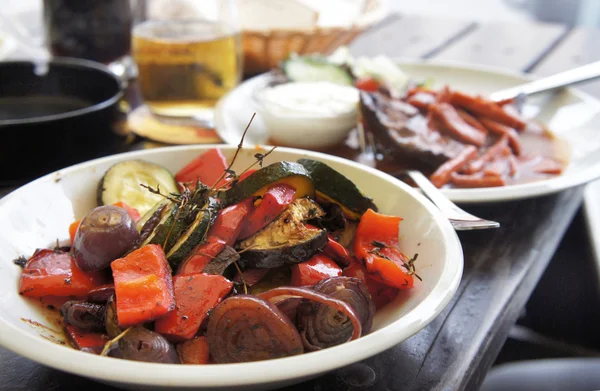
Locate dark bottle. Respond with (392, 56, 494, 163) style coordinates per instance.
(43, 0, 132, 64)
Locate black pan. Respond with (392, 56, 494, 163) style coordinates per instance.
(0, 58, 126, 184)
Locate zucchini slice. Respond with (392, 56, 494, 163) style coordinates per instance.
(166, 197, 221, 270)
(139, 201, 175, 248)
(283, 56, 354, 86)
(224, 161, 314, 205)
(238, 198, 328, 268)
(298, 158, 377, 220)
(98, 160, 179, 216)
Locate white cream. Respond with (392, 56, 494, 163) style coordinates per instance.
(256, 81, 360, 149)
(259, 81, 359, 117)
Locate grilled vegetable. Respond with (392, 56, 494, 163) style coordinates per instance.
(296, 277, 374, 351)
(166, 197, 221, 270)
(298, 159, 377, 220)
(283, 55, 354, 86)
(73, 206, 140, 271)
(98, 160, 179, 216)
(111, 327, 180, 364)
(224, 161, 314, 205)
(238, 198, 328, 268)
(61, 301, 106, 333)
(206, 295, 304, 363)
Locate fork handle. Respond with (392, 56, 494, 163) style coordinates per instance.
(490, 60, 600, 102)
(406, 170, 499, 228)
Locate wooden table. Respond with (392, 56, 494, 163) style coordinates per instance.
(1, 14, 598, 391)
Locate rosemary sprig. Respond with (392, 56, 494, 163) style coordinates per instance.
(100, 327, 131, 357)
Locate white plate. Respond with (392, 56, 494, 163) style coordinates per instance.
(0, 145, 462, 390)
(215, 60, 600, 204)
(0, 33, 17, 60)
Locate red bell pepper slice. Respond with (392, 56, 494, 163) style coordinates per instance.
(323, 235, 353, 267)
(343, 260, 399, 309)
(355, 77, 380, 92)
(154, 273, 233, 342)
(111, 244, 175, 327)
(112, 201, 142, 222)
(290, 254, 342, 287)
(353, 209, 415, 289)
(177, 336, 210, 364)
(65, 324, 109, 354)
(175, 148, 230, 189)
(233, 268, 270, 287)
(177, 236, 226, 275)
(19, 249, 108, 298)
(238, 184, 296, 239)
(208, 198, 254, 246)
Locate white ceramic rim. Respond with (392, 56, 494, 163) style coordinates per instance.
(215, 59, 600, 204)
(0, 144, 462, 389)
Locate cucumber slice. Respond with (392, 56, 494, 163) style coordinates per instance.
(282, 56, 354, 86)
(98, 160, 179, 216)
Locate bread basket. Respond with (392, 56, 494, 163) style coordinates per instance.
(241, 0, 388, 75)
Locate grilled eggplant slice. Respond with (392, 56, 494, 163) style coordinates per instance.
(238, 198, 328, 268)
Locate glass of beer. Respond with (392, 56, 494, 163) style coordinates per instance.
(132, 0, 242, 125)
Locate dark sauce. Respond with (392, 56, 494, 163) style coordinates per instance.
(269, 124, 570, 188)
(0, 96, 92, 121)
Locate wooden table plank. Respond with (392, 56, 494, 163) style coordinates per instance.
(533, 28, 600, 97)
(350, 14, 475, 58)
(433, 21, 568, 71)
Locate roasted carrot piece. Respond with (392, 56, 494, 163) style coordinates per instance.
(69, 220, 81, 245)
(407, 86, 436, 98)
(483, 158, 510, 177)
(429, 103, 487, 146)
(19, 249, 108, 298)
(508, 154, 519, 176)
(65, 324, 109, 354)
(111, 244, 175, 327)
(531, 157, 564, 175)
(464, 135, 509, 174)
(450, 91, 527, 131)
(450, 173, 506, 188)
(430, 145, 478, 188)
(436, 86, 452, 104)
(154, 273, 233, 342)
(407, 91, 436, 111)
(177, 336, 211, 364)
(456, 109, 488, 134)
(478, 117, 522, 155)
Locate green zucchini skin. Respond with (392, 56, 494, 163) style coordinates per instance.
(297, 158, 377, 217)
(166, 197, 221, 270)
(98, 160, 179, 216)
(282, 56, 354, 86)
(224, 161, 314, 205)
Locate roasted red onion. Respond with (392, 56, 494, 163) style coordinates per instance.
(60, 301, 106, 333)
(206, 295, 304, 363)
(257, 284, 364, 351)
(111, 327, 180, 364)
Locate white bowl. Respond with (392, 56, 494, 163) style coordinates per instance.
(0, 145, 463, 390)
(252, 80, 359, 150)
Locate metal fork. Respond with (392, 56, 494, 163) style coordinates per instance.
(405, 170, 500, 230)
(357, 123, 499, 231)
